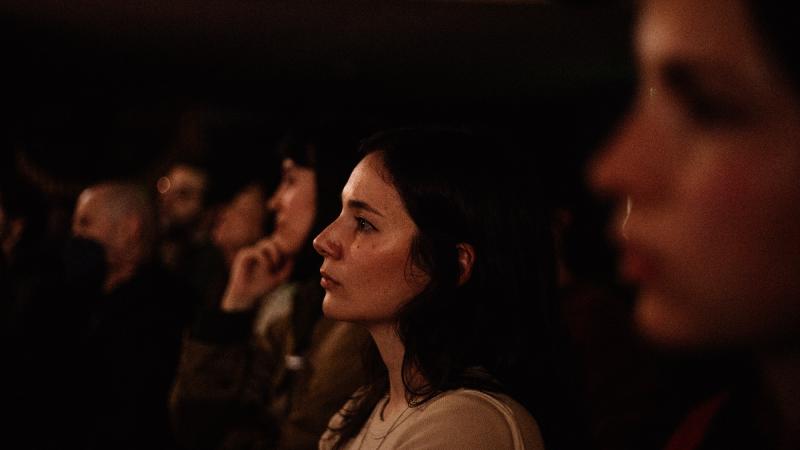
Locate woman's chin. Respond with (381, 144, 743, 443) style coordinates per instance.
(321, 294, 346, 320)
(634, 290, 708, 350)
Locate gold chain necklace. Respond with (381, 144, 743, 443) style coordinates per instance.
(356, 396, 420, 450)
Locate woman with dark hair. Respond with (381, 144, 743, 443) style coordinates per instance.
(591, 1, 800, 448)
(314, 129, 558, 449)
(169, 127, 370, 450)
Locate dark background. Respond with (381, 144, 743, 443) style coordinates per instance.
(1, 0, 633, 190)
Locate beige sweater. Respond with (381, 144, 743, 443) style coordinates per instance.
(319, 388, 545, 450)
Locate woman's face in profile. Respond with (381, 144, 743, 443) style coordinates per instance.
(267, 158, 317, 256)
(313, 152, 429, 326)
(212, 184, 269, 264)
(592, 0, 800, 349)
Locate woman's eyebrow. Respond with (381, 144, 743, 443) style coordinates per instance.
(346, 198, 385, 217)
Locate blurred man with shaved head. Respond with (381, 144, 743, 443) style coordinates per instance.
(72, 182, 157, 293)
(56, 181, 189, 449)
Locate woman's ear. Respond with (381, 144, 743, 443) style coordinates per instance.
(456, 243, 475, 286)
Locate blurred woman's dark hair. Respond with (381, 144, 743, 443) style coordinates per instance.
(330, 128, 571, 448)
(277, 126, 362, 282)
(276, 125, 364, 357)
(749, 2, 800, 90)
(201, 115, 282, 210)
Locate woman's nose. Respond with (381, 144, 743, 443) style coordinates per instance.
(590, 107, 667, 203)
(313, 222, 342, 260)
(266, 188, 281, 212)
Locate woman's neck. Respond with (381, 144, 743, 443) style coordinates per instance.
(368, 323, 417, 420)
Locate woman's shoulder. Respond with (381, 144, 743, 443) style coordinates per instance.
(402, 388, 545, 449)
(421, 388, 540, 428)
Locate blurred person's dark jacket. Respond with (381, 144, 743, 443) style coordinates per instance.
(5, 243, 189, 450)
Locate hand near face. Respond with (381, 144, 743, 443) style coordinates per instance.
(220, 238, 294, 312)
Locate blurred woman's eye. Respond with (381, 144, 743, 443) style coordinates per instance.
(662, 63, 750, 128)
(355, 217, 376, 233)
(683, 93, 749, 128)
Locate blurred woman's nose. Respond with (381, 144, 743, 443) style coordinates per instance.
(313, 222, 342, 260)
(266, 190, 279, 212)
(590, 106, 667, 202)
(266, 183, 284, 213)
(591, 116, 634, 197)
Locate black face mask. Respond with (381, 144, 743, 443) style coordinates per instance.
(62, 236, 108, 293)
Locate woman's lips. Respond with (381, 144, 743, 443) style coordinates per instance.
(320, 270, 340, 289)
(620, 245, 660, 283)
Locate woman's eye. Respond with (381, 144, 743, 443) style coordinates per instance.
(355, 217, 376, 232)
(685, 94, 748, 127)
(661, 64, 750, 128)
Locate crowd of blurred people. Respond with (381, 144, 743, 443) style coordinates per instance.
(3, 0, 800, 449)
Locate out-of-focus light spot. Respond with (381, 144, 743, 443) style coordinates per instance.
(157, 176, 172, 194)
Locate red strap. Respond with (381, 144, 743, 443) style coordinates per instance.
(663, 392, 729, 450)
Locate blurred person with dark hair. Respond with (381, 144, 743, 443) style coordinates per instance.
(156, 158, 229, 316)
(211, 182, 273, 269)
(156, 113, 283, 317)
(0, 172, 63, 449)
(592, 1, 800, 448)
(0, 172, 50, 320)
(157, 161, 213, 269)
(169, 126, 370, 450)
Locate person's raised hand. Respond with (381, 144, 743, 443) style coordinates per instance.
(220, 238, 294, 312)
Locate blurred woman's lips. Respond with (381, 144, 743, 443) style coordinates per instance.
(320, 270, 340, 289)
(612, 204, 661, 284)
(620, 244, 660, 284)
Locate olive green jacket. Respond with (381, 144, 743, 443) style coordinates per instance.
(170, 282, 369, 450)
